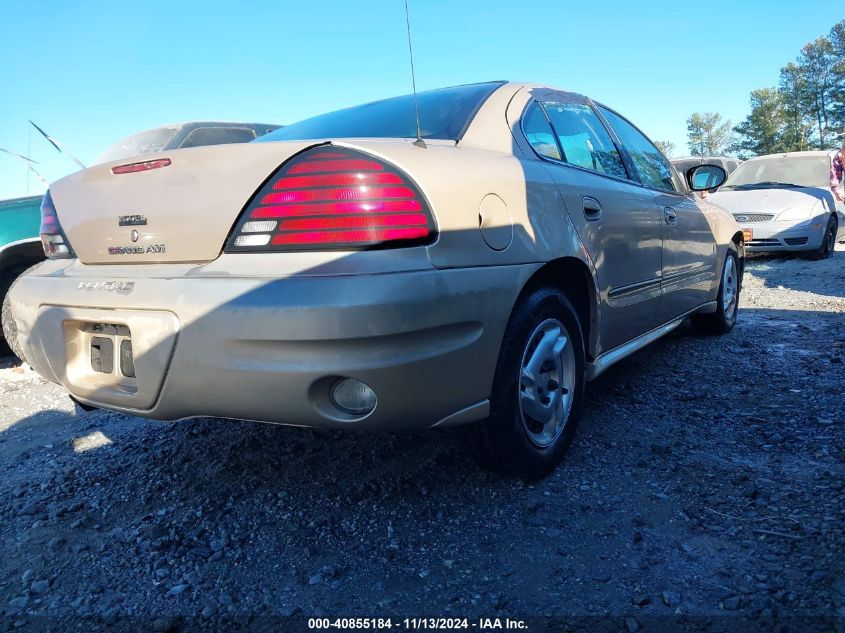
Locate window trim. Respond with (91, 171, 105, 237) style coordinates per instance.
(518, 97, 640, 188)
(593, 102, 688, 195)
(522, 101, 566, 162)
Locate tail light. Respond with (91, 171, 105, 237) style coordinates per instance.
(225, 146, 436, 252)
(40, 191, 74, 259)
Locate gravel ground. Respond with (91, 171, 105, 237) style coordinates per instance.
(1, 247, 843, 632)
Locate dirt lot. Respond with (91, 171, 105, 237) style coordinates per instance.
(1, 247, 843, 632)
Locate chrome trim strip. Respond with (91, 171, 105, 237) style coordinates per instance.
(661, 264, 712, 284)
(607, 277, 662, 299)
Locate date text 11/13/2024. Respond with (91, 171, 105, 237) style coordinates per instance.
(307, 618, 528, 630)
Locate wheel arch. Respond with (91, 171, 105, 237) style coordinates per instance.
(0, 239, 44, 285)
(519, 256, 600, 362)
(729, 231, 745, 286)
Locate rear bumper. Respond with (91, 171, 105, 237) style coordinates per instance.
(8, 259, 536, 430)
(739, 218, 826, 252)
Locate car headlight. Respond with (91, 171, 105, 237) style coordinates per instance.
(776, 208, 813, 222)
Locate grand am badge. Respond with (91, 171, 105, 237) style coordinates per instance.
(108, 244, 166, 255)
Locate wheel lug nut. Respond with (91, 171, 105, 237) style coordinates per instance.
(548, 379, 560, 391)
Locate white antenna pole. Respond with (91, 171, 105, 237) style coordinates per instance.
(29, 120, 87, 170)
(0, 147, 48, 186)
(403, 0, 426, 148)
(27, 124, 32, 193)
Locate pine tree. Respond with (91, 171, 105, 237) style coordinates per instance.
(778, 63, 812, 151)
(797, 37, 837, 148)
(686, 113, 733, 156)
(731, 89, 787, 159)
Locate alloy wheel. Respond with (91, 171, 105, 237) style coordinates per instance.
(722, 256, 738, 321)
(518, 318, 576, 448)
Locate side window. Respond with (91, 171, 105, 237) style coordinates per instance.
(540, 102, 628, 180)
(179, 127, 257, 149)
(598, 106, 679, 191)
(522, 102, 561, 160)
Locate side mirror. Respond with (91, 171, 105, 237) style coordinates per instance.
(687, 164, 727, 191)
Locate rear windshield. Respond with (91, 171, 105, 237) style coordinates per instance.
(258, 82, 504, 142)
(723, 155, 830, 189)
(97, 126, 181, 163)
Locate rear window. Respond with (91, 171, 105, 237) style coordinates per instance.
(258, 82, 504, 142)
(97, 126, 180, 163)
(179, 127, 257, 148)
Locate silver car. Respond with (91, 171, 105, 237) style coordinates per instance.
(708, 151, 845, 259)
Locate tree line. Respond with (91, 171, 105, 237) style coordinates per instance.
(658, 20, 844, 159)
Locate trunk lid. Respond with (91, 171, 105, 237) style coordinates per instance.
(50, 141, 315, 264)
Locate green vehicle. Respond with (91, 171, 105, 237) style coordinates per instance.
(1, 195, 45, 352)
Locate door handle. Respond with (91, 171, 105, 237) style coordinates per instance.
(664, 207, 678, 225)
(583, 196, 603, 222)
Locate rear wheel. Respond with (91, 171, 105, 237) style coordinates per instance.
(809, 216, 837, 260)
(1, 264, 38, 362)
(691, 249, 740, 335)
(1, 278, 22, 360)
(474, 285, 585, 478)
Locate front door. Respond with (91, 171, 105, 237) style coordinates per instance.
(654, 192, 715, 318)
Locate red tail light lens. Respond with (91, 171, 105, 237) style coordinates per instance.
(40, 191, 74, 259)
(225, 147, 436, 252)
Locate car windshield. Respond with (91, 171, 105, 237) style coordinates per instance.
(96, 125, 181, 163)
(258, 82, 504, 142)
(721, 155, 829, 189)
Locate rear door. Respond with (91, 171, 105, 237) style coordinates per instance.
(596, 105, 716, 321)
(521, 92, 665, 351)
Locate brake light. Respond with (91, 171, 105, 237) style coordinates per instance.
(225, 147, 436, 251)
(111, 158, 171, 175)
(39, 191, 74, 259)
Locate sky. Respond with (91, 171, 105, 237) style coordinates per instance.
(0, 0, 836, 200)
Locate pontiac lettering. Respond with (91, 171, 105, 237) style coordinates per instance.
(76, 281, 135, 294)
(118, 215, 148, 226)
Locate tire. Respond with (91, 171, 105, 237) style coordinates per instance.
(2, 264, 39, 362)
(1, 279, 24, 362)
(808, 216, 837, 261)
(474, 285, 585, 479)
(691, 249, 740, 335)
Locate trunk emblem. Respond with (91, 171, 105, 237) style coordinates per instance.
(130, 230, 140, 242)
(119, 215, 147, 226)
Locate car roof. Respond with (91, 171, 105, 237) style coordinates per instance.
(748, 150, 834, 161)
(672, 155, 739, 162)
(502, 81, 588, 100)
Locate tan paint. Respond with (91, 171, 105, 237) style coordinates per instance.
(478, 194, 513, 251)
(9, 82, 741, 430)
